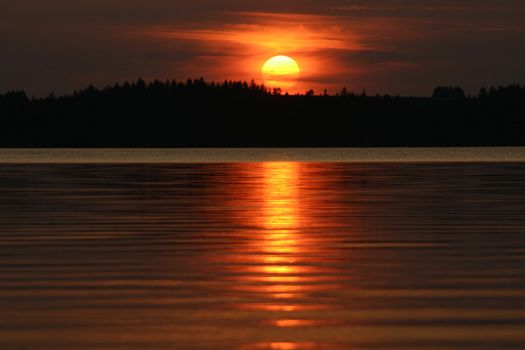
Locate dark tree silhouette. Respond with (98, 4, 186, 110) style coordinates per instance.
(432, 87, 466, 99)
(0, 78, 524, 147)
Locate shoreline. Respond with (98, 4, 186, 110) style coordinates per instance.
(1, 147, 525, 163)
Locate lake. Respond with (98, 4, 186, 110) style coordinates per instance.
(1, 148, 525, 349)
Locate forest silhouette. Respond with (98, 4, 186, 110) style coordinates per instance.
(1, 78, 524, 147)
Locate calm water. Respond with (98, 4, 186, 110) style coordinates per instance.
(1, 159, 525, 349)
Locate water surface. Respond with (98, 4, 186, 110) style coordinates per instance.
(1, 159, 525, 349)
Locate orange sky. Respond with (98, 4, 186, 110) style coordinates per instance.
(2, 1, 525, 96)
(149, 12, 369, 93)
(143, 11, 436, 94)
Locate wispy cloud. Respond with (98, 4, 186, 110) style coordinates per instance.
(144, 11, 421, 92)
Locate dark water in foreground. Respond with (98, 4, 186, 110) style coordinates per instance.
(1, 162, 525, 349)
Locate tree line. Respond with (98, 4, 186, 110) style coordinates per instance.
(1, 78, 524, 147)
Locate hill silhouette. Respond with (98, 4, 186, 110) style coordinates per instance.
(1, 78, 524, 147)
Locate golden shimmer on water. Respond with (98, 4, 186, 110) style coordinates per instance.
(222, 162, 345, 350)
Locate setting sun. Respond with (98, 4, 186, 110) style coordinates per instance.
(262, 55, 301, 89)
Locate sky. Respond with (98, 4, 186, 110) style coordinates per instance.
(2, 0, 525, 96)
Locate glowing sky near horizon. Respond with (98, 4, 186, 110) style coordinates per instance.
(2, 0, 525, 96)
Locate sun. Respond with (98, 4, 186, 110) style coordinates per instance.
(262, 55, 301, 89)
(262, 55, 301, 76)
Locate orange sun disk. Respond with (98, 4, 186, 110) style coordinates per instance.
(262, 55, 301, 89)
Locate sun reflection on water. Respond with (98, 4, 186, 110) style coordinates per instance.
(259, 163, 305, 300)
(262, 162, 300, 231)
(230, 162, 341, 349)
(240, 342, 320, 350)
